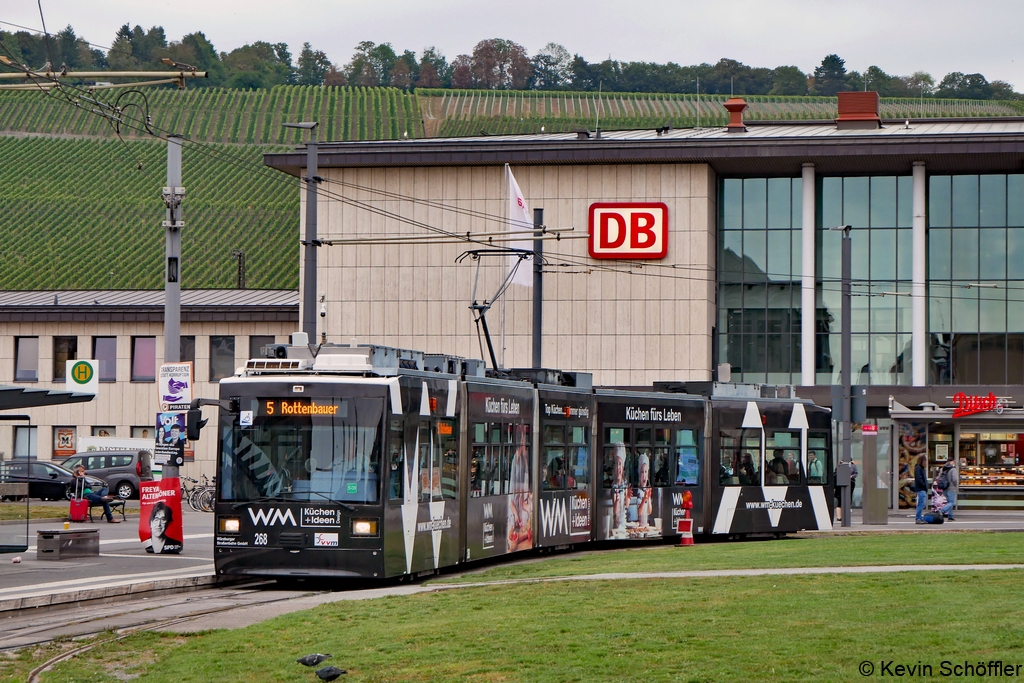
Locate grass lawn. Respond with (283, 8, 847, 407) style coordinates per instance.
(8, 571, 1024, 682)
(0, 503, 139, 521)
(434, 532, 1024, 584)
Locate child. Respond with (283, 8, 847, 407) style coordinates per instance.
(931, 483, 948, 518)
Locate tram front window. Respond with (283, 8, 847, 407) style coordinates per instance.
(220, 396, 384, 504)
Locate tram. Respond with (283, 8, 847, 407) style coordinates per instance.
(213, 341, 833, 579)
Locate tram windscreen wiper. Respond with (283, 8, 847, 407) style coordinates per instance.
(231, 496, 288, 510)
(305, 490, 357, 512)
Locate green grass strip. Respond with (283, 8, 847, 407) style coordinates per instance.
(19, 570, 1024, 682)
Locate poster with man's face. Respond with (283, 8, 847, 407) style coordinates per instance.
(139, 478, 183, 554)
(154, 412, 186, 466)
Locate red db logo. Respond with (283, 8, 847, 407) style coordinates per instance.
(588, 202, 668, 259)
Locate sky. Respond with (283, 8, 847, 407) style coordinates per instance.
(6, 0, 1024, 90)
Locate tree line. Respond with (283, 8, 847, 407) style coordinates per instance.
(0, 24, 1017, 100)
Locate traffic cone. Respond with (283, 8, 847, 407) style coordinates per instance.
(677, 517, 694, 546)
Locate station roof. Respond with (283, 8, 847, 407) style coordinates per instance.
(0, 289, 299, 323)
(0, 385, 94, 411)
(264, 118, 1024, 176)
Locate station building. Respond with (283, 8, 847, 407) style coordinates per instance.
(265, 92, 1024, 509)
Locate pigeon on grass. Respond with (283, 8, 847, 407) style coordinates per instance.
(296, 654, 332, 667)
(315, 666, 347, 680)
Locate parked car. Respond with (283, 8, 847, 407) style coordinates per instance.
(59, 450, 153, 500)
(0, 460, 106, 501)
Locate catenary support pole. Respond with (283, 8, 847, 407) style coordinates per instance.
(162, 135, 183, 480)
(841, 226, 852, 527)
(912, 161, 927, 386)
(302, 126, 320, 341)
(801, 163, 816, 386)
(532, 207, 544, 369)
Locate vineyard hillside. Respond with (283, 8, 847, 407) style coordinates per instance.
(0, 136, 296, 290)
(416, 89, 1024, 137)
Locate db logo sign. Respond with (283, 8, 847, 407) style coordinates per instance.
(588, 202, 669, 259)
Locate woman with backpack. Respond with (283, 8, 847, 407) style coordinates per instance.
(938, 459, 958, 521)
(913, 453, 929, 524)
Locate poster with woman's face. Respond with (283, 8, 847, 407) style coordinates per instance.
(138, 478, 184, 554)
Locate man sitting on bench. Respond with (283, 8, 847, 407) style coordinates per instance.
(72, 465, 120, 524)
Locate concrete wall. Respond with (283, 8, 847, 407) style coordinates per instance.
(309, 163, 717, 385)
(0, 320, 295, 476)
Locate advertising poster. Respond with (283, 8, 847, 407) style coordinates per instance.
(898, 422, 927, 509)
(53, 427, 76, 458)
(139, 478, 183, 554)
(155, 412, 186, 466)
(159, 362, 193, 412)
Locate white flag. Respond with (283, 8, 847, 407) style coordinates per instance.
(507, 165, 533, 287)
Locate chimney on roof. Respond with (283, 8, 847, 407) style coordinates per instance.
(836, 91, 881, 130)
(723, 97, 748, 133)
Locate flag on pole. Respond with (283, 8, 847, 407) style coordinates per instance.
(507, 164, 533, 287)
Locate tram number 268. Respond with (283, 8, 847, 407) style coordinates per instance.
(254, 533, 268, 546)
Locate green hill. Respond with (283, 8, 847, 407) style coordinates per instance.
(0, 136, 296, 290)
(0, 85, 424, 143)
(1, 85, 1021, 291)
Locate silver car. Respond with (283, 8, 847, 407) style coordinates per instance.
(60, 450, 153, 500)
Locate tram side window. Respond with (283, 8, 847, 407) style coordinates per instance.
(439, 420, 458, 500)
(675, 429, 699, 486)
(720, 431, 759, 486)
(418, 423, 443, 502)
(569, 426, 589, 490)
(634, 446, 653, 489)
(651, 429, 670, 487)
(767, 430, 801, 486)
(490, 423, 506, 496)
(470, 423, 487, 497)
(507, 423, 531, 496)
(543, 425, 566, 490)
(603, 427, 631, 489)
(808, 433, 829, 484)
(388, 419, 404, 501)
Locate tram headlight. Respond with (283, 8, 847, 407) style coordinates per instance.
(351, 519, 378, 537)
(219, 517, 241, 533)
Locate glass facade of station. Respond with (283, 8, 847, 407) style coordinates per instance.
(927, 174, 1024, 385)
(719, 173, 1024, 387)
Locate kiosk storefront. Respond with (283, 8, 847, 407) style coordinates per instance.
(890, 393, 1024, 509)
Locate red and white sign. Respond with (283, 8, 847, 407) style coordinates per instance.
(139, 478, 183, 554)
(861, 424, 878, 434)
(588, 202, 669, 260)
(951, 392, 1008, 418)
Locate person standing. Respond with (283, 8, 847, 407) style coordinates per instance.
(940, 459, 959, 521)
(807, 451, 824, 484)
(913, 453, 929, 524)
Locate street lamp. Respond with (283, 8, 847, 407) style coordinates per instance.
(829, 224, 853, 527)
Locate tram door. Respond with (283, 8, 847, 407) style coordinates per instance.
(463, 382, 535, 561)
(535, 389, 593, 548)
(382, 377, 461, 578)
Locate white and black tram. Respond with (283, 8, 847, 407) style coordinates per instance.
(213, 342, 834, 580)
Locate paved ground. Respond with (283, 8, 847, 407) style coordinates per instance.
(0, 504, 214, 609)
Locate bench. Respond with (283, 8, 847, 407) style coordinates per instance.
(86, 498, 127, 523)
